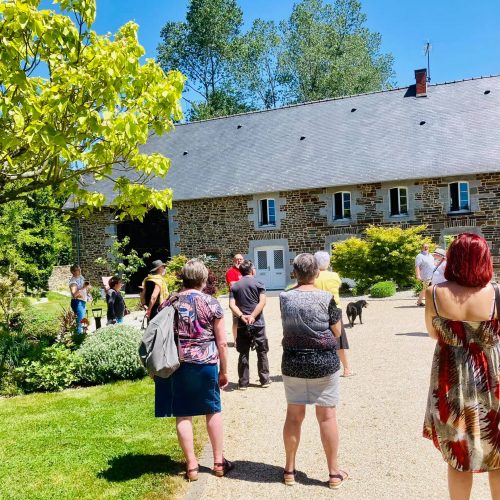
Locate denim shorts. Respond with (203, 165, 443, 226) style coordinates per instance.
(283, 370, 340, 407)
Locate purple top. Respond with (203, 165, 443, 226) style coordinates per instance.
(175, 291, 224, 364)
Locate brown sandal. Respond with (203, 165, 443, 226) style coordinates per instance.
(283, 469, 296, 486)
(213, 458, 234, 477)
(328, 470, 348, 489)
(184, 465, 199, 482)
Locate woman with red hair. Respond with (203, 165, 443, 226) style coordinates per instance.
(423, 233, 500, 499)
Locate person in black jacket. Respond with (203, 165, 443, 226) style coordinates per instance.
(106, 276, 126, 325)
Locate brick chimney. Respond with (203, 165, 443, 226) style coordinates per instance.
(415, 68, 427, 97)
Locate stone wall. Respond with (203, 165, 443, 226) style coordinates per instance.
(171, 173, 500, 282)
(72, 211, 115, 285)
(76, 172, 500, 285)
(47, 265, 71, 291)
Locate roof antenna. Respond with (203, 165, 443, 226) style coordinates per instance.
(424, 41, 432, 82)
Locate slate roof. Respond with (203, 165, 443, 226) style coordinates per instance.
(91, 75, 500, 203)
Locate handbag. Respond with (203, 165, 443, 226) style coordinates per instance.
(138, 305, 180, 378)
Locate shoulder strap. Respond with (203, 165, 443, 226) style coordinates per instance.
(433, 260, 443, 274)
(432, 285, 440, 317)
(492, 283, 500, 320)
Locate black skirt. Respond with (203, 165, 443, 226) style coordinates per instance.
(336, 318, 349, 350)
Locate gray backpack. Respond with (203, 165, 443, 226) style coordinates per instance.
(138, 305, 180, 378)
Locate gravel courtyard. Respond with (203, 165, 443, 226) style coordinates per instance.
(183, 294, 491, 500)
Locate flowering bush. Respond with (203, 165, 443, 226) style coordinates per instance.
(331, 225, 431, 292)
(76, 325, 145, 385)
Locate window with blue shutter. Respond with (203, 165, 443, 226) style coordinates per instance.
(333, 192, 351, 220)
(259, 199, 276, 227)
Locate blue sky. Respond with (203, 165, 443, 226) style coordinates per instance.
(83, 0, 500, 88)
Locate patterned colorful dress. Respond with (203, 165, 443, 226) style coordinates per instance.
(423, 285, 500, 472)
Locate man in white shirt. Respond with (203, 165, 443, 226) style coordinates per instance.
(415, 243, 435, 306)
(431, 248, 447, 286)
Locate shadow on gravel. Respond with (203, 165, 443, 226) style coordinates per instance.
(98, 453, 184, 481)
(224, 375, 283, 392)
(226, 461, 325, 486)
(395, 332, 428, 337)
(224, 382, 239, 392)
(394, 305, 421, 309)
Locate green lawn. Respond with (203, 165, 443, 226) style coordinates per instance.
(32, 291, 108, 317)
(0, 378, 206, 499)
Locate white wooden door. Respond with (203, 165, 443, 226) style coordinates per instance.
(254, 246, 286, 290)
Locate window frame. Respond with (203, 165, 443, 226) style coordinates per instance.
(333, 191, 352, 220)
(448, 181, 470, 213)
(258, 198, 277, 227)
(389, 186, 409, 217)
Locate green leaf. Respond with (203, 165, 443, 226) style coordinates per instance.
(0, 0, 184, 218)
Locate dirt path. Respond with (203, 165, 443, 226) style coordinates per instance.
(183, 295, 491, 500)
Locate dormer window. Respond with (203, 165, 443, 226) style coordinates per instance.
(449, 181, 470, 212)
(259, 198, 276, 227)
(389, 187, 408, 216)
(333, 192, 351, 220)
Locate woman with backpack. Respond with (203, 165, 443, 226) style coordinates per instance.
(154, 259, 232, 481)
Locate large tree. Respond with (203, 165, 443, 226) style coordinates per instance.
(230, 19, 284, 109)
(0, 0, 184, 219)
(279, 0, 394, 102)
(0, 191, 72, 290)
(157, 0, 245, 119)
(188, 89, 253, 121)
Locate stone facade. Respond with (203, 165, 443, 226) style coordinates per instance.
(72, 211, 115, 285)
(76, 172, 500, 287)
(47, 265, 71, 291)
(170, 173, 500, 283)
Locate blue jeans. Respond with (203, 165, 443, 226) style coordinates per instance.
(71, 299, 86, 334)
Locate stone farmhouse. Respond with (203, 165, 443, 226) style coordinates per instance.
(75, 69, 500, 290)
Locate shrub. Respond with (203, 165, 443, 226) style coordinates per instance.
(202, 268, 218, 296)
(369, 281, 397, 298)
(95, 235, 151, 284)
(19, 308, 60, 345)
(0, 272, 25, 327)
(164, 255, 188, 292)
(215, 285, 229, 297)
(14, 345, 81, 393)
(330, 237, 369, 283)
(88, 287, 102, 303)
(0, 327, 33, 367)
(413, 279, 423, 296)
(331, 225, 431, 289)
(55, 307, 84, 349)
(76, 325, 145, 385)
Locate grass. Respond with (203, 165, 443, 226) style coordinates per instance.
(32, 291, 107, 317)
(0, 378, 206, 499)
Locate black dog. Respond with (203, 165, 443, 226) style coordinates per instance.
(346, 300, 368, 327)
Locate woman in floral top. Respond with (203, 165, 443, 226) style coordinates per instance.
(155, 259, 233, 481)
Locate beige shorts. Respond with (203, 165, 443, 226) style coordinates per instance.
(283, 371, 340, 407)
(421, 280, 431, 292)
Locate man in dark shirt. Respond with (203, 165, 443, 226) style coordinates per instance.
(229, 259, 270, 390)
